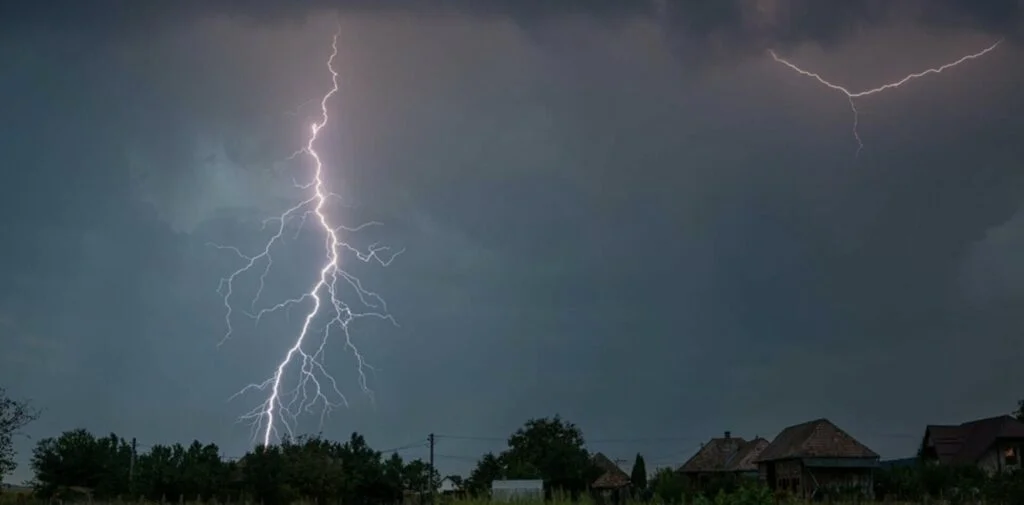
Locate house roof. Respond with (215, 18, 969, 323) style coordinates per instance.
(591, 452, 631, 489)
(923, 415, 1024, 464)
(592, 470, 632, 489)
(592, 452, 621, 474)
(679, 434, 770, 473)
(438, 477, 459, 493)
(730, 438, 771, 471)
(754, 418, 879, 462)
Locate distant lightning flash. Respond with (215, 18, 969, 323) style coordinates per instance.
(212, 30, 403, 447)
(768, 40, 1002, 156)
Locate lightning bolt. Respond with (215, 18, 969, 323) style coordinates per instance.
(768, 39, 1002, 156)
(211, 29, 403, 446)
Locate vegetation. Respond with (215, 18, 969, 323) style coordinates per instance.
(463, 416, 599, 498)
(874, 463, 1024, 504)
(0, 388, 39, 480)
(2, 392, 1023, 504)
(24, 429, 435, 505)
(630, 454, 647, 493)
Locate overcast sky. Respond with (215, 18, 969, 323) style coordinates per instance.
(2, 0, 1024, 483)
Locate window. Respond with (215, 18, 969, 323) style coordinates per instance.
(1006, 446, 1019, 467)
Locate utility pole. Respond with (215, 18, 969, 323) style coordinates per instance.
(129, 437, 137, 497)
(428, 433, 436, 505)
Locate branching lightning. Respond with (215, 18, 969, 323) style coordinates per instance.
(768, 40, 1002, 156)
(211, 30, 403, 446)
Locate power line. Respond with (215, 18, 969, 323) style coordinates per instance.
(434, 432, 921, 443)
(432, 432, 503, 440)
(432, 453, 479, 462)
(380, 441, 429, 454)
(45, 429, 924, 467)
(434, 434, 709, 444)
(587, 436, 706, 444)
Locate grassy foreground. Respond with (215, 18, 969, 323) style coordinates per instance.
(0, 495, 976, 505)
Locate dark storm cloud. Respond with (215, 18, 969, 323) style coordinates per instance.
(3, 0, 1024, 486)
(3, 0, 1022, 64)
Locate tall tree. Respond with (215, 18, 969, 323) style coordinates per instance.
(502, 416, 593, 495)
(466, 452, 504, 496)
(0, 388, 39, 480)
(1014, 399, 1023, 422)
(630, 453, 648, 491)
(402, 459, 439, 493)
(241, 443, 294, 505)
(379, 453, 406, 503)
(30, 429, 133, 499)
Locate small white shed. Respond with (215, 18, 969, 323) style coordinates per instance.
(438, 477, 459, 494)
(491, 479, 544, 502)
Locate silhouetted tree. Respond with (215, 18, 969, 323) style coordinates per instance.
(466, 452, 505, 496)
(1014, 399, 1024, 422)
(502, 416, 593, 496)
(630, 453, 648, 491)
(20, 416, 1024, 505)
(0, 388, 38, 480)
(30, 429, 134, 499)
(242, 443, 293, 505)
(380, 453, 406, 503)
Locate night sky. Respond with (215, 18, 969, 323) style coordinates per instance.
(2, 0, 1023, 484)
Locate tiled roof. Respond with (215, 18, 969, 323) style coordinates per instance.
(924, 415, 1024, 464)
(755, 419, 878, 462)
(592, 452, 620, 474)
(729, 438, 770, 471)
(679, 435, 769, 473)
(592, 470, 631, 489)
(591, 452, 631, 489)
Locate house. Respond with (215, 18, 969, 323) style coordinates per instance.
(919, 415, 1024, 474)
(754, 418, 879, 499)
(437, 476, 461, 496)
(678, 431, 769, 489)
(590, 452, 631, 504)
(490, 479, 543, 502)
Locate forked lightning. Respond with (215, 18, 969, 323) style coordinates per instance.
(212, 29, 403, 446)
(769, 40, 1001, 156)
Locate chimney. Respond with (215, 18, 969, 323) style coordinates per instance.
(724, 431, 731, 440)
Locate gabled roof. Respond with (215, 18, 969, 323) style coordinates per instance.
(438, 477, 459, 493)
(591, 470, 631, 489)
(755, 419, 878, 462)
(730, 438, 770, 471)
(591, 452, 631, 489)
(922, 425, 967, 464)
(592, 452, 621, 474)
(679, 435, 769, 473)
(923, 415, 1024, 464)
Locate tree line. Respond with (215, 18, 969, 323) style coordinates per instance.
(26, 428, 438, 505)
(3, 399, 627, 505)
(3, 388, 1024, 504)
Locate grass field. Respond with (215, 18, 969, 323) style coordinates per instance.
(0, 495, 980, 505)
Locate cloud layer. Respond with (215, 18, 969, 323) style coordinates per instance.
(1, 0, 1023, 485)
